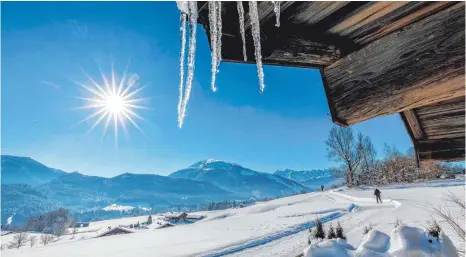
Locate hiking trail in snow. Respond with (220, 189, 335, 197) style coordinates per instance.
(199, 191, 401, 257)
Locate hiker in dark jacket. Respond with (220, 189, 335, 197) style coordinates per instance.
(374, 188, 382, 203)
(321, 185, 324, 192)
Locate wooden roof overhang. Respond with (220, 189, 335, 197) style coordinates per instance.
(195, 1, 465, 163)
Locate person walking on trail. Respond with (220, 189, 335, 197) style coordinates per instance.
(321, 185, 324, 192)
(374, 188, 382, 203)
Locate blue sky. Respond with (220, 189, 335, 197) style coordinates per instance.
(1, 2, 412, 177)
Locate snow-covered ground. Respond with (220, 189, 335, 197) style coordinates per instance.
(2, 179, 464, 257)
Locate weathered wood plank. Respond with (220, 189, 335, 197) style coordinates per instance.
(425, 130, 464, 140)
(418, 137, 465, 161)
(324, 3, 465, 125)
(329, 2, 410, 36)
(355, 2, 455, 44)
(422, 116, 465, 128)
(416, 97, 465, 118)
(402, 110, 425, 139)
(288, 2, 350, 25)
(417, 138, 465, 152)
(419, 149, 465, 162)
(265, 35, 341, 67)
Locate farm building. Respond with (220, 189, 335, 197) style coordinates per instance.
(190, 1, 465, 165)
(95, 226, 134, 238)
(186, 214, 205, 222)
(163, 212, 188, 222)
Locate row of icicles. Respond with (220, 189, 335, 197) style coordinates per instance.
(177, 1, 280, 128)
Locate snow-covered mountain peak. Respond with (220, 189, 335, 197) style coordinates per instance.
(189, 159, 240, 170)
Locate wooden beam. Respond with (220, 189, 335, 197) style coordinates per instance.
(402, 110, 425, 139)
(329, 2, 410, 36)
(324, 3, 465, 125)
(355, 2, 455, 44)
(399, 111, 421, 166)
(197, 1, 363, 68)
(264, 35, 342, 67)
(417, 138, 465, 162)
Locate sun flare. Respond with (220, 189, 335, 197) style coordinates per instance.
(75, 66, 148, 142)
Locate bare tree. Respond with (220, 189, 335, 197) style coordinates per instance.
(361, 136, 377, 172)
(29, 236, 37, 247)
(432, 192, 465, 256)
(40, 234, 54, 245)
(8, 233, 28, 249)
(70, 228, 77, 239)
(52, 221, 66, 239)
(325, 126, 364, 185)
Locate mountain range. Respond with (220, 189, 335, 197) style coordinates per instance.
(1, 155, 340, 225)
(2, 155, 67, 186)
(274, 169, 344, 190)
(169, 159, 308, 198)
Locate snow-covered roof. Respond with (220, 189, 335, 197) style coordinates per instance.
(163, 212, 187, 218)
(186, 214, 205, 219)
(95, 226, 134, 238)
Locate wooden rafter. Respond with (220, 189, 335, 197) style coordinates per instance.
(324, 2, 465, 125)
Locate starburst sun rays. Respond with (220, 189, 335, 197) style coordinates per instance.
(74, 66, 148, 143)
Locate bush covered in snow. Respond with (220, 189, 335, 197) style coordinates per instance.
(303, 225, 458, 257)
(313, 218, 325, 239)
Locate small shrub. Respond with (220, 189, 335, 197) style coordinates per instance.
(336, 222, 346, 240)
(363, 224, 373, 235)
(427, 220, 442, 240)
(327, 223, 336, 239)
(307, 228, 312, 245)
(8, 233, 28, 249)
(40, 234, 54, 245)
(314, 218, 326, 239)
(147, 215, 153, 225)
(29, 236, 37, 247)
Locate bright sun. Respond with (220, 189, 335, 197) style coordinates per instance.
(75, 66, 147, 142)
(106, 94, 125, 114)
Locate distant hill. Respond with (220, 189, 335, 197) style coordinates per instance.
(36, 171, 232, 210)
(1, 183, 59, 225)
(1, 155, 66, 186)
(169, 159, 308, 198)
(2, 156, 336, 225)
(274, 169, 344, 190)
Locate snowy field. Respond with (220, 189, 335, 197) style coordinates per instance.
(2, 179, 464, 257)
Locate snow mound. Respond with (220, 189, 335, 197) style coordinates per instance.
(355, 230, 390, 257)
(303, 226, 458, 257)
(389, 225, 457, 257)
(304, 238, 355, 257)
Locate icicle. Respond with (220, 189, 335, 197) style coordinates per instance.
(208, 1, 218, 92)
(273, 1, 280, 27)
(248, 1, 265, 94)
(177, 12, 187, 126)
(236, 1, 247, 62)
(216, 2, 222, 67)
(176, 1, 189, 14)
(178, 1, 198, 128)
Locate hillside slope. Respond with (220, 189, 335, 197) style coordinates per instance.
(1, 155, 66, 185)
